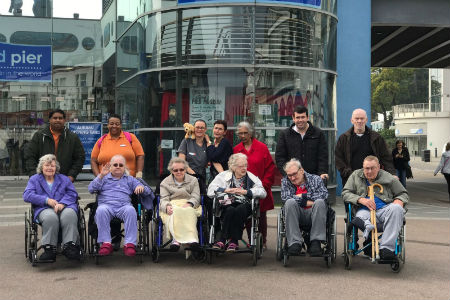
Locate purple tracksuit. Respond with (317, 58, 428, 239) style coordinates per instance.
(88, 173, 151, 245)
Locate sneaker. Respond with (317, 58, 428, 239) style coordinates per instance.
(170, 241, 180, 252)
(379, 248, 396, 260)
(308, 240, 322, 257)
(62, 242, 81, 260)
(212, 241, 225, 250)
(287, 243, 302, 255)
(123, 243, 136, 257)
(226, 242, 238, 252)
(39, 244, 56, 261)
(98, 243, 114, 256)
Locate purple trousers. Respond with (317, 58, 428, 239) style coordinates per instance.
(95, 204, 137, 245)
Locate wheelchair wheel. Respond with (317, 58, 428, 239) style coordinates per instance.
(343, 221, 352, 270)
(283, 253, 288, 267)
(252, 245, 258, 266)
(152, 247, 160, 263)
(206, 250, 212, 264)
(276, 210, 283, 261)
(332, 215, 337, 261)
(24, 212, 28, 258)
(326, 255, 332, 268)
(30, 249, 38, 267)
(79, 210, 87, 256)
(256, 232, 263, 259)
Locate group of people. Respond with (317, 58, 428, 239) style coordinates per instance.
(24, 104, 445, 264)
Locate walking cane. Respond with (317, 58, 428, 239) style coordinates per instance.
(367, 184, 383, 262)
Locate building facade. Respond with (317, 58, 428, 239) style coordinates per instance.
(0, 0, 338, 186)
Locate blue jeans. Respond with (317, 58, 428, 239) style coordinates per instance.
(396, 169, 406, 187)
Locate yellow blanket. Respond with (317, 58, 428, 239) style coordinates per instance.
(160, 199, 202, 243)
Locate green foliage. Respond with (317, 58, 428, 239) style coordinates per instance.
(377, 128, 396, 150)
(371, 68, 428, 128)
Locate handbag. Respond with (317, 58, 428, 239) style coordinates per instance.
(405, 162, 413, 179)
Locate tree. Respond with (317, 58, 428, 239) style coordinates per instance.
(371, 68, 428, 128)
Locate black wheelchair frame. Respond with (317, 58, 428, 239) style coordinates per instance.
(24, 199, 86, 266)
(205, 192, 263, 266)
(151, 194, 208, 262)
(343, 202, 406, 272)
(85, 193, 151, 264)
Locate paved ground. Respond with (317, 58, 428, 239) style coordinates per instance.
(0, 160, 449, 299)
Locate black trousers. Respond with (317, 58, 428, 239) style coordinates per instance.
(221, 202, 252, 242)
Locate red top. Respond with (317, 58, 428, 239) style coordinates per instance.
(234, 138, 275, 212)
(296, 184, 311, 209)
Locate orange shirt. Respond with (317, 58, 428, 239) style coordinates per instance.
(50, 127, 60, 154)
(91, 131, 145, 176)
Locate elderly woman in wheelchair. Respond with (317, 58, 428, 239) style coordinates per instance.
(342, 155, 408, 269)
(23, 154, 81, 262)
(207, 153, 267, 252)
(158, 157, 202, 252)
(88, 154, 152, 257)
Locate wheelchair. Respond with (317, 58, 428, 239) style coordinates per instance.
(85, 186, 153, 264)
(275, 180, 337, 268)
(343, 203, 406, 272)
(205, 192, 263, 266)
(24, 199, 86, 267)
(151, 194, 209, 262)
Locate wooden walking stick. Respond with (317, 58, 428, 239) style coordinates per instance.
(367, 184, 383, 262)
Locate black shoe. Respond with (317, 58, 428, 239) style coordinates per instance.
(308, 240, 322, 257)
(39, 244, 56, 261)
(363, 239, 372, 257)
(170, 243, 180, 252)
(189, 242, 200, 251)
(287, 243, 302, 255)
(62, 242, 81, 260)
(379, 248, 396, 260)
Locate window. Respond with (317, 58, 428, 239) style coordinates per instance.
(82, 37, 95, 50)
(10, 31, 78, 52)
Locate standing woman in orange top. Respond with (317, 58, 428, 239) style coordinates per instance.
(91, 114, 145, 178)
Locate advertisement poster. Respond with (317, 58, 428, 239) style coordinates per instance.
(0, 42, 52, 82)
(68, 122, 102, 169)
(189, 87, 225, 128)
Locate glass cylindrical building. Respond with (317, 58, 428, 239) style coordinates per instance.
(116, 0, 337, 185)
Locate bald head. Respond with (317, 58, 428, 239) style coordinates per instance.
(351, 108, 368, 134)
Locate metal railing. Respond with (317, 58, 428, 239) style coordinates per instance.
(393, 102, 444, 114)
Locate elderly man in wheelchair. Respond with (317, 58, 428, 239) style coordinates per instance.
(88, 154, 152, 257)
(281, 158, 328, 257)
(342, 155, 408, 262)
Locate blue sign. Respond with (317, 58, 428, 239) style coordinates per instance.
(179, 0, 320, 6)
(0, 42, 52, 82)
(68, 122, 102, 169)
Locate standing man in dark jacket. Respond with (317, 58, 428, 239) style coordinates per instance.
(335, 108, 395, 186)
(275, 105, 328, 179)
(25, 109, 85, 182)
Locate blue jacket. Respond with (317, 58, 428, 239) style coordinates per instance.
(23, 173, 78, 221)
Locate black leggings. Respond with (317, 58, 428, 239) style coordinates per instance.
(221, 203, 252, 242)
(444, 173, 450, 200)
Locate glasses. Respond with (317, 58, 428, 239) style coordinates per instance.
(287, 169, 301, 178)
(112, 163, 124, 167)
(172, 168, 185, 173)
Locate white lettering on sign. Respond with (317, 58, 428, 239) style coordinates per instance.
(0, 50, 43, 66)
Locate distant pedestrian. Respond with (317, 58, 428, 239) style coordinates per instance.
(434, 142, 450, 200)
(392, 140, 410, 187)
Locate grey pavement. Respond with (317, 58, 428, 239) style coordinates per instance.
(0, 161, 449, 299)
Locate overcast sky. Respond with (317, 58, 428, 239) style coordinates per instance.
(1, 0, 102, 19)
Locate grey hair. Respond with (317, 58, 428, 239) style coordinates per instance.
(364, 155, 380, 164)
(36, 154, 60, 174)
(168, 157, 190, 173)
(236, 121, 254, 137)
(110, 154, 130, 175)
(228, 153, 248, 170)
(283, 158, 303, 173)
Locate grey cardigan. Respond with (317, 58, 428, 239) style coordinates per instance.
(342, 168, 409, 207)
(159, 173, 200, 212)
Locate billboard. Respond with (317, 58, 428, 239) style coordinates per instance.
(0, 42, 52, 82)
(68, 122, 102, 169)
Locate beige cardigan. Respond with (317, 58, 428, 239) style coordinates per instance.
(159, 173, 200, 213)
